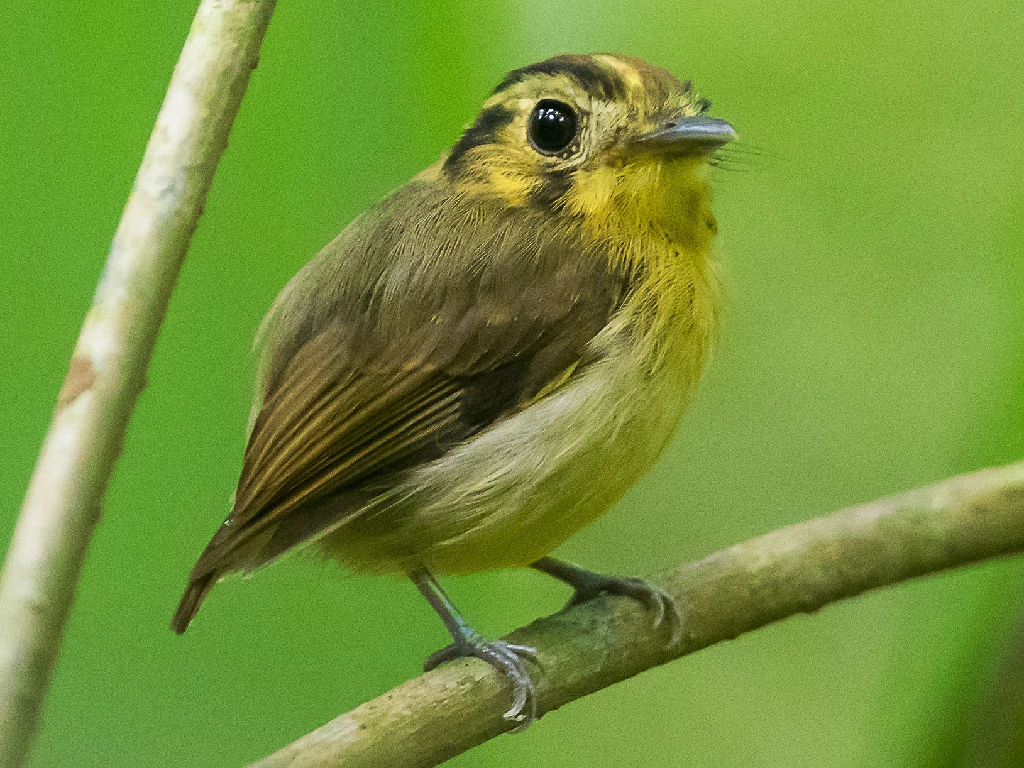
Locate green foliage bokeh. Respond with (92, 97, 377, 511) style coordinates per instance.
(1, 1, 1023, 765)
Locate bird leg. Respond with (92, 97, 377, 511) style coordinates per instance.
(409, 567, 538, 726)
(531, 556, 683, 645)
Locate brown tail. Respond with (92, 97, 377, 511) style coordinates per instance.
(171, 572, 217, 634)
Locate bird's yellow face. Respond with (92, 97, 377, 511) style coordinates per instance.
(436, 54, 733, 247)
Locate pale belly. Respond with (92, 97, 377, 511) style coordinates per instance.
(320, 313, 702, 576)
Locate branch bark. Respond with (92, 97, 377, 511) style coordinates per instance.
(250, 459, 1024, 768)
(0, 3, 277, 766)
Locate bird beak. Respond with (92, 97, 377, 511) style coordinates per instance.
(630, 115, 736, 156)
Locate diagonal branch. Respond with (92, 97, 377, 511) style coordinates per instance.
(0, 3, 277, 766)
(251, 459, 1024, 768)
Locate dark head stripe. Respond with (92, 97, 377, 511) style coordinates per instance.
(444, 103, 516, 170)
(492, 56, 628, 102)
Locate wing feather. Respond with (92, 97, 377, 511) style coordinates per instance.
(180, 204, 632, 601)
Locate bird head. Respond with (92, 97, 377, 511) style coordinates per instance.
(439, 53, 733, 244)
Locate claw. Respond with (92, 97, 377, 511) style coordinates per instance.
(410, 568, 540, 727)
(534, 557, 684, 646)
(425, 635, 538, 725)
(580, 575, 683, 646)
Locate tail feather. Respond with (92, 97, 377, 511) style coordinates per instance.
(171, 572, 216, 634)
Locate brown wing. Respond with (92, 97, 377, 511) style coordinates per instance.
(171, 251, 627, 632)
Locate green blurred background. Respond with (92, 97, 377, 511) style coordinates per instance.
(2, 0, 1023, 765)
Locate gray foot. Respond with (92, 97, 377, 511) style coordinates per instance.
(424, 633, 538, 725)
(533, 557, 684, 645)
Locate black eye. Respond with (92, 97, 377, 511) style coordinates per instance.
(528, 99, 578, 155)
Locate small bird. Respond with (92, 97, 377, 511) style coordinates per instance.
(172, 53, 732, 725)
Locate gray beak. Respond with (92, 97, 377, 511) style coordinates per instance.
(631, 115, 736, 155)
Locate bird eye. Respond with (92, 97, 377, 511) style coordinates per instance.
(528, 99, 578, 155)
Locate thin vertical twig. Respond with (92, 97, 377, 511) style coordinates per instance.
(0, 3, 277, 765)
